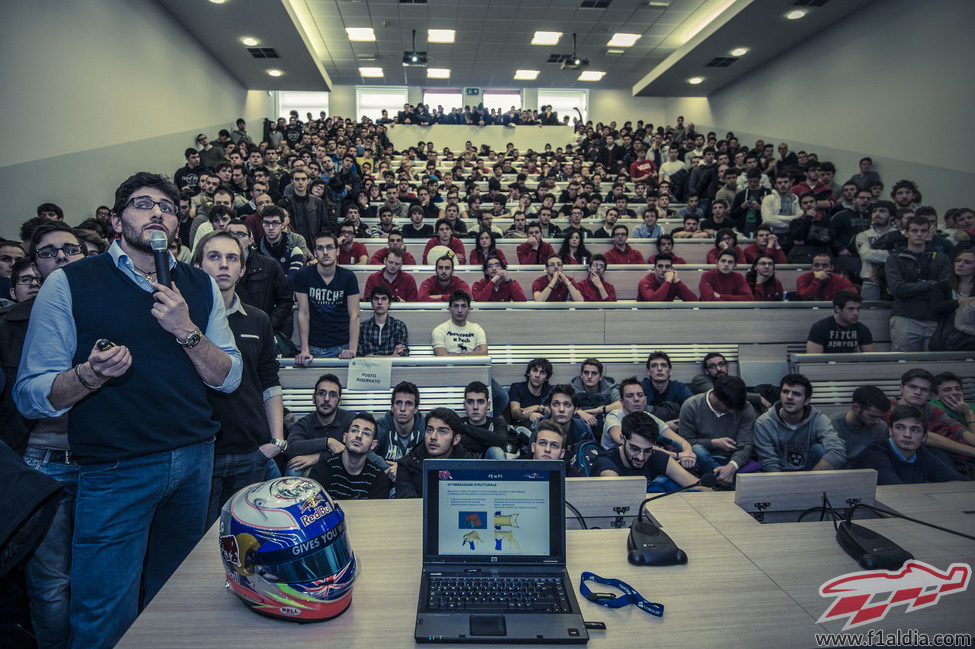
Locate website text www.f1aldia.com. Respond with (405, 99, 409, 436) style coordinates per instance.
(815, 627, 973, 647)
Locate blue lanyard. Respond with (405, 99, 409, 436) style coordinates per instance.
(578, 571, 664, 617)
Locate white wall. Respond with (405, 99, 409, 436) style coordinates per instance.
(671, 0, 975, 214)
(589, 90, 669, 128)
(0, 0, 273, 236)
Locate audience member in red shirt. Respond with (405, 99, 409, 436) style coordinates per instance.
(647, 234, 687, 265)
(638, 253, 698, 302)
(746, 253, 784, 301)
(418, 254, 470, 301)
(337, 219, 368, 265)
(472, 254, 527, 302)
(577, 254, 617, 302)
(604, 224, 645, 265)
(516, 222, 556, 264)
(558, 230, 592, 265)
(705, 228, 747, 264)
(363, 249, 418, 301)
(796, 253, 857, 301)
(422, 218, 467, 264)
(532, 255, 585, 302)
(368, 230, 416, 264)
(699, 249, 754, 301)
(629, 149, 657, 184)
(743, 224, 787, 264)
(468, 229, 508, 266)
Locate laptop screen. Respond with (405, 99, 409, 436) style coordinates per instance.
(422, 459, 566, 565)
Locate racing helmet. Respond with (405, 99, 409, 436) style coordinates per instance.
(219, 477, 357, 621)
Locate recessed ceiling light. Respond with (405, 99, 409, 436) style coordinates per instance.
(241, 37, 259, 46)
(428, 29, 455, 43)
(607, 33, 641, 47)
(359, 67, 384, 77)
(345, 27, 376, 41)
(267, 69, 283, 77)
(688, 76, 704, 85)
(427, 68, 451, 79)
(785, 9, 807, 20)
(208, 0, 226, 4)
(514, 69, 539, 80)
(607, 48, 625, 55)
(730, 47, 748, 57)
(531, 31, 562, 45)
(578, 70, 605, 82)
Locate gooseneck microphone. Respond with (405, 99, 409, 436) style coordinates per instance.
(627, 473, 717, 566)
(149, 231, 171, 288)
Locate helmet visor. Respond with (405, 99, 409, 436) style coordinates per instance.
(258, 532, 353, 584)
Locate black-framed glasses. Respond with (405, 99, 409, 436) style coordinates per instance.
(16, 275, 41, 285)
(35, 245, 84, 259)
(126, 195, 176, 215)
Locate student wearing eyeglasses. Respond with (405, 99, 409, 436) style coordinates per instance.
(13, 172, 242, 648)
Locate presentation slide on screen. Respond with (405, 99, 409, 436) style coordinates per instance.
(438, 478, 550, 556)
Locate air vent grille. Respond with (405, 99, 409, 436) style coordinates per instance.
(247, 47, 279, 59)
(581, 0, 612, 7)
(705, 56, 738, 67)
(793, 0, 830, 6)
(399, 0, 428, 4)
(546, 54, 573, 64)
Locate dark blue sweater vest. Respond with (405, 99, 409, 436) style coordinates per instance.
(62, 253, 217, 463)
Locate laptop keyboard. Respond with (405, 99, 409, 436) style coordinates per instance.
(426, 576, 570, 613)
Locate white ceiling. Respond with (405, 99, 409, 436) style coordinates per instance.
(155, 0, 876, 94)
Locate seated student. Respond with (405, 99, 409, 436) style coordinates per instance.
(374, 382, 425, 477)
(358, 285, 409, 357)
(418, 254, 470, 301)
(363, 248, 418, 302)
(743, 223, 787, 264)
(641, 351, 693, 407)
(632, 210, 663, 240)
(699, 249, 754, 301)
(931, 372, 975, 428)
(509, 358, 553, 426)
(604, 224, 646, 265)
(893, 368, 975, 465)
(569, 358, 620, 433)
(336, 219, 369, 265)
(516, 221, 557, 264)
(309, 413, 391, 499)
(705, 228, 747, 264)
(745, 253, 784, 301)
(460, 381, 509, 459)
(601, 378, 694, 466)
(395, 407, 472, 498)
(638, 253, 697, 302)
(831, 385, 891, 468)
(592, 207, 620, 239)
(369, 229, 416, 264)
(753, 374, 847, 472)
(854, 405, 969, 484)
(528, 384, 597, 462)
(469, 229, 507, 266)
(285, 373, 356, 474)
(701, 199, 736, 235)
(368, 206, 396, 239)
(504, 210, 529, 239)
(577, 254, 617, 302)
(678, 375, 756, 486)
(531, 420, 566, 461)
(422, 218, 466, 264)
(671, 213, 710, 239)
(402, 204, 434, 239)
(533, 255, 585, 302)
(806, 289, 875, 353)
(592, 411, 703, 491)
(473, 254, 528, 302)
(558, 230, 591, 265)
(648, 234, 687, 265)
(796, 253, 857, 301)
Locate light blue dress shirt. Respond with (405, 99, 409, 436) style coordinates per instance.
(13, 241, 242, 418)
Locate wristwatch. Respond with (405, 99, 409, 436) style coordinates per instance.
(272, 438, 288, 452)
(177, 328, 203, 348)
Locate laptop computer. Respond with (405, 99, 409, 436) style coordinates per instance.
(415, 459, 589, 644)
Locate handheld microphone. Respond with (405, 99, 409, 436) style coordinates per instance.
(627, 473, 717, 566)
(149, 231, 172, 289)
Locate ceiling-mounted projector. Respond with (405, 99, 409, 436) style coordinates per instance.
(402, 51, 428, 66)
(561, 56, 589, 70)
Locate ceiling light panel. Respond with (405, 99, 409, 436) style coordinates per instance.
(607, 33, 641, 47)
(359, 67, 384, 77)
(427, 68, 451, 78)
(578, 70, 605, 81)
(514, 69, 539, 80)
(345, 27, 376, 41)
(531, 31, 562, 45)
(428, 29, 455, 43)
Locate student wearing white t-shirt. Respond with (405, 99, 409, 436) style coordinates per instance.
(431, 290, 509, 416)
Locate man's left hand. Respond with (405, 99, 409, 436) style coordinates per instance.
(713, 464, 737, 485)
(150, 282, 195, 339)
(259, 443, 281, 459)
(338, 348, 356, 359)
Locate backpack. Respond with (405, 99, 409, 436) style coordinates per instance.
(568, 439, 602, 477)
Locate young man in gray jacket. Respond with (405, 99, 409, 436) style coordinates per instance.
(753, 374, 846, 472)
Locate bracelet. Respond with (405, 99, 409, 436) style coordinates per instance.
(75, 363, 101, 391)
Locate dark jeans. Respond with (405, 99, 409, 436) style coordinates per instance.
(69, 438, 214, 649)
(22, 447, 78, 649)
(206, 449, 269, 529)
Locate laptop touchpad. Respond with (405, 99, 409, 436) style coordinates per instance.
(470, 615, 507, 636)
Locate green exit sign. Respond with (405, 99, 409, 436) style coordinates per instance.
(465, 88, 480, 96)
